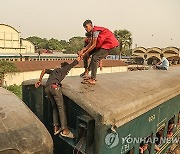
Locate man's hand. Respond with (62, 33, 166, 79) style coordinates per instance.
(76, 56, 81, 62)
(139, 147, 144, 154)
(80, 53, 85, 58)
(78, 50, 84, 56)
(35, 80, 41, 88)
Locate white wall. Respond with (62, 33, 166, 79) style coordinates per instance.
(0, 24, 35, 53)
(0, 24, 20, 50)
(21, 40, 35, 53)
(4, 66, 127, 86)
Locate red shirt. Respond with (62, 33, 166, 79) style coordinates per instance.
(93, 26, 119, 49)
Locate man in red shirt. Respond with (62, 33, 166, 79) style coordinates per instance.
(79, 20, 119, 84)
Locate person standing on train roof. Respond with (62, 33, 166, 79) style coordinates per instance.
(35, 56, 81, 138)
(80, 32, 103, 78)
(154, 54, 169, 70)
(78, 20, 119, 85)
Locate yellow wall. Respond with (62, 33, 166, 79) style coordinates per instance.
(0, 24, 35, 53)
(21, 40, 35, 53)
(0, 24, 20, 49)
(4, 66, 128, 86)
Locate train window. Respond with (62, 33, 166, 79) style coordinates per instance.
(125, 147, 134, 154)
(177, 112, 180, 127)
(139, 135, 152, 154)
(167, 116, 175, 138)
(155, 126, 165, 151)
(155, 125, 166, 152)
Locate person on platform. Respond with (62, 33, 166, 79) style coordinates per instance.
(154, 54, 169, 70)
(79, 20, 119, 84)
(35, 57, 80, 138)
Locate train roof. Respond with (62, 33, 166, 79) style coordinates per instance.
(0, 88, 53, 153)
(23, 67, 180, 127)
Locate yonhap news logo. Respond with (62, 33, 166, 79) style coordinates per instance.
(121, 134, 180, 144)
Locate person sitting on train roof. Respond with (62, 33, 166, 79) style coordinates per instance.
(79, 32, 103, 79)
(35, 56, 81, 138)
(78, 19, 119, 85)
(167, 119, 174, 138)
(139, 142, 150, 154)
(154, 54, 169, 70)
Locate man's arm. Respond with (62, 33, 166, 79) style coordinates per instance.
(35, 69, 47, 88)
(80, 37, 97, 58)
(63, 57, 81, 72)
(78, 38, 93, 55)
(156, 61, 162, 65)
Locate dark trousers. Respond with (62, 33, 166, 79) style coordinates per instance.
(156, 65, 167, 70)
(90, 48, 112, 79)
(45, 85, 67, 130)
(83, 49, 96, 70)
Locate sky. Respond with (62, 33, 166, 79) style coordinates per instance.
(1, 0, 180, 48)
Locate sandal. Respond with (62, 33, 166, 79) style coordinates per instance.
(80, 72, 85, 78)
(60, 131, 75, 139)
(54, 125, 62, 135)
(54, 129, 61, 135)
(81, 80, 89, 84)
(87, 79, 96, 85)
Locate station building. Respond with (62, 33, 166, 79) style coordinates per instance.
(0, 24, 35, 54)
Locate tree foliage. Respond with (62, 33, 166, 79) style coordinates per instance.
(7, 84, 22, 99)
(26, 29, 132, 55)
(114, 29, 133, 56)
(65, 37, 84, 54)
(0, 61, 18, 86)
(0, 61, 18, 79)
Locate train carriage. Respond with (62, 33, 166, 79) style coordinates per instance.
(0, 88, 53, 154)
(22, 67, 180, 154)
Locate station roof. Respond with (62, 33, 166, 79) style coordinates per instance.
(13, 60, 128, 72)
(23, 67, 180, 127)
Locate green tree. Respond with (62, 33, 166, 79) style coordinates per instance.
(26, 36, 48, 49)
(0, 61, 18, 87)
(114, 29, 132, 58)
(47, 38, 63, 50)
(65, 36, 84, 54)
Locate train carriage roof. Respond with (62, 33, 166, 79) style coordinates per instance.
(23, 67, 180, 127)
(0, 88, 53, 153)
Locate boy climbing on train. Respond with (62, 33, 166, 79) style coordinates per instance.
(78, 20, 119, 84)
(35, 56, 81, 138)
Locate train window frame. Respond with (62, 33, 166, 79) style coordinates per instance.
(166, 116, 175, 138)
(139, 134, 153, 154)
(177, 111, 180, 128)
(155, 123, 166, 148)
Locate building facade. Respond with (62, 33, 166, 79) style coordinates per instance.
(0, 24, 35, 54)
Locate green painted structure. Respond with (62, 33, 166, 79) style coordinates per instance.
(22, 67, 180, 154)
